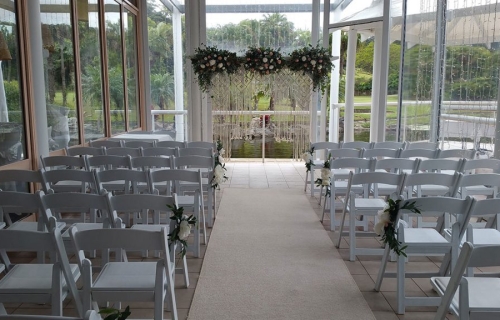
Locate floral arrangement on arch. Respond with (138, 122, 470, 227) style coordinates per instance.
(374, 198, 421, 257)
(211, 139, 228, 189)
(288, 44, 333, 94)
(244, 47, 284, 75)
(167, 205, 197, 257)
(190, 46, 241, 92)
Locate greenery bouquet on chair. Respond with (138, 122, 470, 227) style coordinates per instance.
(302, 146, 314, 172)
(212, 139, 228, 189)
(374, 198, 421, 257)
(168, 205, 197, 257)
(314, 154, 331, 187)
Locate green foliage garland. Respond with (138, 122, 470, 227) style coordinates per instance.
(243, 47, 284, 75)
(375, 199, 421, 257)
(288, 44, 333, 94)
(190, 46, 241, 92)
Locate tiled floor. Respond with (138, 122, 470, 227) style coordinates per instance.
(7, 159, 457, 319)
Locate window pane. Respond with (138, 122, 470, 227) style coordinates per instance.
(105, 0, 125, 134)
(0, 0, 26, 166)
(79, 0, 105, 141)
(124, 8, 139, 130)
(41, 1, 80, 151)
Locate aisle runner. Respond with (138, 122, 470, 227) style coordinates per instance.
(188, 188, 375, 320)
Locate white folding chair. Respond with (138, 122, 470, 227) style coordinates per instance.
(131, 156, 173, 171)
(341, 141, 373, 149)
(105, 147, 143, 157)
(362, 148, 401, 159)
(373, 141, 405, 149)
(461, 158, 500, 174)
(374, 196, 474, 314)
(336, 171, 406, 261)
(142, 146, 178, 158)
(156, 141, 186, 149)
(0, 310, 100, 320)
(304, 142, 340, 196)
(457, 173, 500, 200)
(85, 154, 132, 171)
(89, 139, 123, 148)
(123, 140, 156, 148)
(149, 169, 206, 254)
(438, 148, 476, 160)
(432, 242, 500, 320)
(0, 217, 83, 317)
(373, 158, 420, 174)
(404, 141, 439, 150)
(69, 226, 178, 320)
(174, 156, 216, 227)
(65, 146, 105, 157)
(178, 147, 213, 158)
(107, 193, 190, 286)
(321, 157, 374, 231)
(40, 156, 89, 193)
(186, 141, 215, 151)
(399, 148, 439, 159)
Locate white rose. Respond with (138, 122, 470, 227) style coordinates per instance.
(220, 148, 225, 155)
(317, 65, 322, 70)
(302, 152, 312, 162)
(374, 221, 386, 236)
(218, 63, 223, 68)
(263, 57, 268, 63)
(218, 155, 225, 164)
(209, 59, 216, 66)
(301, 56, 307, 61)
(320, 168, 331, 185)
(377, 210, 391, 223)
(269, 65, 274, 70)
(311, 60, 316, 65)
(214, 164, 225, 184)
(200, 64, 205, 69)
(178, 220, 191, 240)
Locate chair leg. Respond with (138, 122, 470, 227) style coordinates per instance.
(320, 194, 327, 223)
(318, 186, 323, 204)
(182, 254, 190, 288)
(52, 265, 63, 316)
(397, 252, 406, 314)
(349, 209, 356, 262)
(374, 246, 391, 291)
(304, 170, 309, 192)
(310, 169, 315, 197)
(336, 206, 348, 248)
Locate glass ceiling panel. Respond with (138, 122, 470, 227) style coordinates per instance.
(331, 0, 383, 25)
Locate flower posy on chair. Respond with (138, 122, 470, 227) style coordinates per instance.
(168, 205, 197, 257)
(212, 139, 228, 189)
(375, 198, 421, 257)
(315, 154, 331, 187)
(302, 146, 314, 172)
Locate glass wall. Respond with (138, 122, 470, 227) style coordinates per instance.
(105, 0, 125, 135)
(399, 0, 437, 142)
(0, 0, 26, 166)
(124, 8, 140, 130)
(79, 0, 106, 142)
(41, 1, 80, 151)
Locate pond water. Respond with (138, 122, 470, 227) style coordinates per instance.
(230, 130, 399, 158)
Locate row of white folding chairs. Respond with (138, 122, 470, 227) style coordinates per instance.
(88, 139, 215, 150)
(0, 190, 186, 319)
(311, 140, 440, 151)
(65, 145, 214, 159)
(305, 146, 478, 196)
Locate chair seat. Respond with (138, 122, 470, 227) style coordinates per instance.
(353, 198, 387, 211)
(51, 181, 86, 193)
(0, 264, 80, 293)
(62, 223, 105, 238)
(177, 195, 196, 208)
(130, 224, 170, 233)
(432, 277, 500, 311)
(8, 221, 66, 232)
(332, 169, 351, 180)
(93, 262, 162, 291)
(403, 228, 449, 244)
(463, 185, 495, 196)
(445, 228, 500, 246)
(417, 185, 450, 196)
(373, 183, 399, 195)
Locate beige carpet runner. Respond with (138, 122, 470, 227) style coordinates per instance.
(188, 188, 375, 320)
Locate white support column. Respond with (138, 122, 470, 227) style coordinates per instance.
(185, 0, 205, 141)
(319, 0, 330, 143)
(370, 26, 382, 142)
(309, 0, 321, 144)
(494, 69, 500, 159)
(27, 2, 49, 159)
(344, 27, 357, 142)
(375, 0, 391, 142)
(172, 7, 185, 141)
(430, 0, 448, 143)
(329, 9, 341, 143)
(138, 0, 152, 132)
